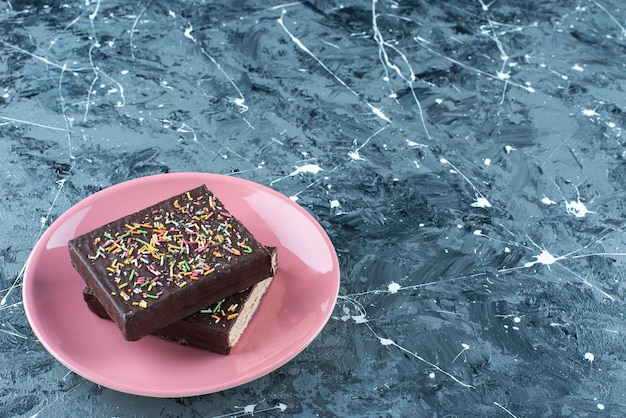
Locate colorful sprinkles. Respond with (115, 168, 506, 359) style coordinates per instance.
(199, 289, 247, 326)
(88, 187, 255, 308)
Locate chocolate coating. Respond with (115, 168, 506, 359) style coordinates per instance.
(68, 185, 277, 341)
(83, 276, 273, 354)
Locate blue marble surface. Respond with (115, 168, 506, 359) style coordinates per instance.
(1, 0, 625, 416)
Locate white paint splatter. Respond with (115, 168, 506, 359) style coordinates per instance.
(566, 199, 593, 217)
(379, 337, 394, 346)
(541, 196, 557, 205)
(524, 249, 565, 268)
(242, 404, 256, 414)
(429, 372, 436, 379)
(471, 196, 492, 208)
(278, 403, 287, 412)
(388, 282, 401, 294)
(441, 157, 491, 209)
(347, 126, 387, 162)
(473, 230, 484, 236)
(572, 64, 584, 72)
(435, 98, 443, 104)
(406, 139, 428, 148)
(504, 145, 516, 153)
(289, 164, 323, 176)
(183, 25, 195, 42)
(337, 306, 351, 322)
(352, 314, 368, 324)
(231, 97, 248, 113)
(348, 150, 366, 161)
(584, 352, 595, 362)
(369, 104, 391, 123)
(484, 158, 491, 166)
(330, 200, 340, 208)
(582, 108, 598, 117)
(452, 343, 470, 363)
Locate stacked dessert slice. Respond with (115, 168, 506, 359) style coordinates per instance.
(68, 185, 277, 354)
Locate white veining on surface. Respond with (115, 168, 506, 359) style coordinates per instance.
(440, 157, 492, 209)
(1, 1, 625, 415)
(208, 399, 287, 418)
(278, 10, 391, 124)
(370, 0, 430, 139)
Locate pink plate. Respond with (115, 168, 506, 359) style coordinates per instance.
(23, 173, 340, 397)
